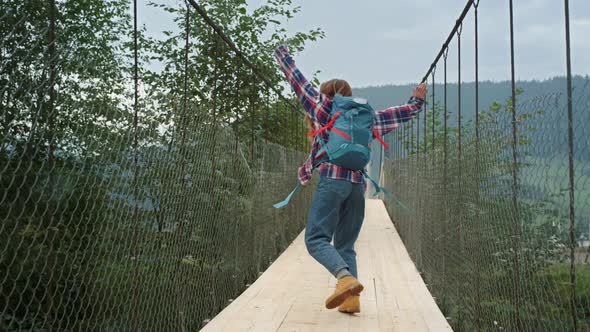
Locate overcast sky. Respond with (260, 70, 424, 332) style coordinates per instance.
(249, 0, 589, 87)
(143, 0, 589, 87)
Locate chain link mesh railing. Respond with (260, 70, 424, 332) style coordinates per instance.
(382, 0, 589, 331)
(3, 0, 589, 331)
(1, 0, 313, 330)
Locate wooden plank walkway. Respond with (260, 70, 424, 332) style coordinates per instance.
(201, 199, 452, 332)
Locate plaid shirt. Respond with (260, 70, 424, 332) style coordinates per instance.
(274, 45, 424, 185)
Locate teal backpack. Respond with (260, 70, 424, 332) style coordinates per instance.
(273, 94, 389, 209)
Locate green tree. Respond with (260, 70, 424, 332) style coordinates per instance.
(1, 0, 322, 329)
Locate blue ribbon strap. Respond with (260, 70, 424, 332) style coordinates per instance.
(363, 171, 414, 214)
(273, 182, 302, 209)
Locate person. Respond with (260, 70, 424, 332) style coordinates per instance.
(273, 45, 427, 314)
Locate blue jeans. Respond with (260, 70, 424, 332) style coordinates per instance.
(304, 176, 365, 278)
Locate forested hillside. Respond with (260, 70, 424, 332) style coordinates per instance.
(357, 76, 590, 160)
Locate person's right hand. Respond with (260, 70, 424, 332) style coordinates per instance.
(412, 83, 428, 100)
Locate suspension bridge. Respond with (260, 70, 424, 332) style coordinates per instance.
(1, 0, 588, 331)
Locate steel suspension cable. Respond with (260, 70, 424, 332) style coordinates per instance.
(456, 21, 465, 330)
(431, 69, 436, 151)
(563, 0, 577, 329)
(131, 0, 141, 329)
(457, 23, 463, 159)
(508, 1, 523, 330)
(43, 0, 58, 327)
(442, 46, 449, 310)
(472, 1, 483, 330)
(185, 0, 302, 115)
(421, 0, 475, 84)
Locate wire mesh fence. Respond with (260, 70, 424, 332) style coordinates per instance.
(1, 0, 311, 330)
(382, 1, 589, 331)
(3, 0, 589, 331)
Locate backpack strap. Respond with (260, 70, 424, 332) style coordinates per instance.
(362, 170, 414, 214)
(273, 182, 302, 209)
(372, 129, 390, 150)
(273, 135, 329, 209)
(331, 127, 351, 140)
(390, 195, 415, 215)
(308, 111, 342, 137)
(312, 133, 331, 166)
(362, 170, 386, 197)
(314, 145, 328, 161)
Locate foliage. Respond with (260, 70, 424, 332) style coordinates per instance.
(382, 87, 589, 331)
(360, 76, 590, 161)
(0, 0, 320, 329)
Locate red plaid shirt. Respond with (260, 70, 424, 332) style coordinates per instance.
(274, 46, 424, 185)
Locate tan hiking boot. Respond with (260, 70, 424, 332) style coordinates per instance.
(338, 295, 360, 313)
(325, 276, 364, 309)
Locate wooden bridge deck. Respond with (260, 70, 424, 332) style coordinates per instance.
(201, 200, 452, 332)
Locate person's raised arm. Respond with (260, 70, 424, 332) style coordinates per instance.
(373, 83, 427, 137)
(273, 45, 327, 120)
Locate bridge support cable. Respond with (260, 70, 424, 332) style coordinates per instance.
(472, 1, 483, 330)
(564, 0, 577, 330)
(508, 1, 523, 330)
(431, 69, 436, 151)
(42, 0, 58, 328)
(442, 46, 449, 313)
(421, 0, 475, 84)
(131, 0, 141, 329)
(185, 0, 302, 116)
